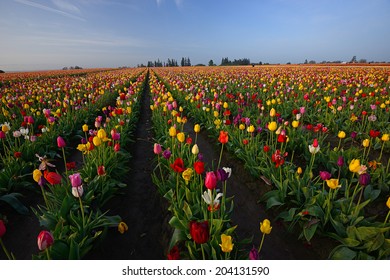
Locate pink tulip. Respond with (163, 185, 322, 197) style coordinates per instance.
(69, 173, 82, 188)
(57, 136, 66, 148)
(37, 230, 54, 251)
(153, 143, 162, 155)
(205, 171, 217, 190)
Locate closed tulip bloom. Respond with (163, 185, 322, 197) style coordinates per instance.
(362, 139, 370, 147)
(162, 149, 171, 159)
(326, 179, 341, 189)
(359, 173, 371, 186)
(292, 120, 299, 128)
(194, 161, 205, 174)
(69, 173, 82, 188)
(71, 185, 84, 197)
(97, 165, 106, 176)
(297, 167, 303, 175)
(0, 220, 6, 238)
(153, 143, 162, 155)
(57, 136, 66, 148)
(260, 219, 272, 234)
(93, 136, 102, 146)
(319, 171, 332, 181)
(219, 234, 234, 253)
(189, 221, 209, 244)
(194, 124, 201, 133)
(205, 171, 217, 189)
(97, 128, 107, 139)
(82, 124, 88, 132)
(118, 222, 128, 234)
(249, 246, 259, 260)
(247, 125, 255, 133)
(337, 131, 346, 139)
(191, 144, 199, 155)
(177, 132, 185, 143)
(114, 143, 120, 152)
(33, 169, 43, 183)
(169, 126, 177, 137)
(349, 159, 361, 173)
(337, 156, 344, 167)
(387, 197, 390, 209)
(170, 158, 185, 173)
(37, 230, 54, 251)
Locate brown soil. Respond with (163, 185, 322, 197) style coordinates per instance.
(0, 74, 336, 260)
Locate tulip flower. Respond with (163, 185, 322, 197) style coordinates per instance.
(82, 124, 88, 132)
(319, 171, 332, 181)
(57, 136, 66, 148)
(71, 185, 84, 198)
(182, 168, 193, 185)
(337, 131, 346, 139)
(222, 167, 232, 178)
(169, 126, 177, 137)
(194, 161, 205, 174)
(189, 221, 209, 245)
(268, 121, 277, 132)
(218, 130, 229, 144)
(44, 171, 62, 185)
(194, 124, 200, 133)
(219, 234, 234, 253)
(153, 143, 162, 155)
(359, 173, 371, 186)
(205, 171, 217, 189)
(269, 108, 276, 117)
(260, 219, 272, 234)
(308, 139, 320, 154)
(37, 229, 54, 259)
(162, 149, 172, 159)
(202, 189, 223, 212)
(326, 179, 341, 189)
(349, 159, 361, 173)
(114, 143, 120, 152)
(337, 156, 344, 167)
(97, 165, 106, 176)
(118, 221, 128, 234)
(170, 158, 185, 173)
(33, 169, 43, 183)
(167, 245, 180, 260)
(249, 246, 259, 260)
(191, 144, 199, 155)
(385, 197, 390, 224)
(177, 132, 185, 143)
(69, 173, 82, 188)
(362, 138, 370, 148)
(0, 220, 6, 238)
(0, 220, 14, 260)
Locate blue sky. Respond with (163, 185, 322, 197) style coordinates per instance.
(1, 0, 389, 71)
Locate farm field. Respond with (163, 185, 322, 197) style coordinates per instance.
(0, 65, 389, 260)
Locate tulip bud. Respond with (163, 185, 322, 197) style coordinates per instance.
(37, 230, 54, 251)
(57, 136, 66, 148)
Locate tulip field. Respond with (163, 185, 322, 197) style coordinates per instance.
(1, 65, 390, 260)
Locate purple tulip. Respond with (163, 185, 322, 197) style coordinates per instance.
(319, 171, 332, 181)
(359, 173, 371, 186)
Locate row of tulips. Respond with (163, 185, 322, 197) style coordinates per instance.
(153, 66, 390, 259)
(149, 70, 271, 260)
(0, 68, 146, 259)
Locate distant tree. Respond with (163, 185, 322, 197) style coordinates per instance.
(309, 60, 316, 64)
(304, 59, 308, 64)
(208, 59, 214, 66)
(258, 61, 262, 65)
(75, 66, 82, 69)
(0, 70, 5, 73)
(181, 57, 185, 67)
(62, 67, 68, 70)
(350, 56, 357, 63)
(359, 58, 367, 63)
(286, 62, 291, 65)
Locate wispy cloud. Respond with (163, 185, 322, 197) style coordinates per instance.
(14, 0, 86, 21)
(156, 0, 183, 8)
(51, 0, 81, 14)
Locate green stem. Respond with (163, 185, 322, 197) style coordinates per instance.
(61, 147, 68, 178)
(0, 238, 13, 260)
(78, 196, 85, 227)
(384, 210, 390, 225)
(354, 187, 364, 217)
(258, 233, 266, 255)
(347, 182, 360, 214)
(40, 185, 50, 210)
(201, 243, 206, 260)
(217, 143, 224, 170)
(46, 248, 51, 260)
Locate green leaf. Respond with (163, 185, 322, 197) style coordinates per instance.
(303, 221, 319, 242)
(69, 238, 80, 260)
(278, 208, 297, 222)
(0, 193, 29, 215)
(355, 226, 380, 241)
(182, 201, 193, 220)
(169, 228, 187, 251)
(169, 216, 187, 231)
(329, 246, 357, 260)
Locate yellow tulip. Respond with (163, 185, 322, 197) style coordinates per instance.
(268, 121, 277, 132)
(239, 124, 245, 130)
(362, 139, 370, 148)
(191, 144, 199, 155)
(247, 125, 255, 133)
(269, 108, 276, 117)
(223, 102, 228, 109)
(93, 136, 102, 146)
(349, 159, 361, 173)
(33, 169, 42, 183)
(292, 120, 299, 128)
(82, 124, 88, 132)
(182, 168, 193, 185)
(337, 131, 346, 139)
(382, 134, 389, 142)
(118, 221, 128, 234)
(194, 124, 200, 133)
(177, 132, 185, 143)
(97, 129, 107, 139)
(260, 219, 272, 234)
(297, 167, 303, 175)
(387, 197, 390, 209)
(213, 111, 219, 118)
(326, 179, 341, 189)
(169, 126, 177, 137)
(219, 234, 234, 253)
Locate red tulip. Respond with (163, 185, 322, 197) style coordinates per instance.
(44, 171, 62, 185)
(97, 165, 106, 176)
(14, 151, 22, 158)
(194, 161, 205, 175)
(170, 158, 185, 173)
(37, 230, 54, 251)
(0, 220, 6, 238)
(66, 161, 76, 170)
(218, 131, 229, 144)
(167, 245, 180, 260)
(114, 143, 120, 152)
(205, 171, 217, 190)
(189, 221, 209, 244)
(57, 136, 66, 148)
